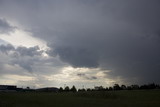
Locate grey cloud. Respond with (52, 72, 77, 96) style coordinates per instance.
(0, 44, 67, 73)
(0, 18, 15, 34)
(50, 47, 99, 68)
(0, 44, 43, 72)
(77, 73, 97, 80)
(46, 0, 160, 84)
(77, 73, 85, 77)
(0, 0, 160, 84)
(11, 57, 34, 72)
(0, 44, 43, 57)
(16, 46, 43, 57)
(0, 44, 15, 54)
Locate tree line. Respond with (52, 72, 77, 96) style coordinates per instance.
(59, 83, 160, 92)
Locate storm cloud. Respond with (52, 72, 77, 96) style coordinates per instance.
(77, 73, 97, 80)
(0, 44, 43, 72)
(0, 0, 160, 86)
(0, 18, 15, 34)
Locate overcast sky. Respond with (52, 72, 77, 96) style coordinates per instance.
(0, 0, 160, 88)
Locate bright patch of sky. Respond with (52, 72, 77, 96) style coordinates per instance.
(44, 66, 116, 89)
(0, 29, 48, 50)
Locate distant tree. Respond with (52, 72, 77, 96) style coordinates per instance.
(148, 83, 156, 89)
(127, 86, 132, 90)
(82, 88, 86, 91)
(94, 86, 104, 91)
(113, 84, 121, 90)
(140, 85, 148, 89)
(131, 85, 139, 90)
(59, 87, 63, 92)
(108, 87, 113, 91)
(87, 88, 91, 91)
(26, 87, 30, 89)
(64, 86, 70, 92)
(78, 88, 86, 92)
(105, 87, 109, 91)
(70, 85, 77, 92)
(156, 84, 160, 89)
(99, 86, 105, 91)
(121, 85, 127, 90)
(140, 83, 157, 90)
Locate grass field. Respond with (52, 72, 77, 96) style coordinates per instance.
(0, 90, 160, 107)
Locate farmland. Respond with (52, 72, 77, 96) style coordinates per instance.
(0, 90, 160, 107)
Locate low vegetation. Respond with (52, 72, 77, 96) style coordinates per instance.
(0, 90, 160, 107)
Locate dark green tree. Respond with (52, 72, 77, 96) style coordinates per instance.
(64, 86, 70, 92)
(131, 85, 139, 90)
(108, 87, 113, 91)
(121, 85, 127, 90)
(113, 84, 121, 90)
(70, 85, 77, 92)
(87, 88, 91, 91)
(59, 87, 63, 92)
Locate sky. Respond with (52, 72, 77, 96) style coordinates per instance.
(0, 0, 160, 89)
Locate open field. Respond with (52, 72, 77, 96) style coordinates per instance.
(0, 90, 160, 107)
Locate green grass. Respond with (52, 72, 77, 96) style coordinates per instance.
(0, 90, 160, 107)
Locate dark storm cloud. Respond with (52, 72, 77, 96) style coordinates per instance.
(47, 0, 160, 83)
(50, 47, 99, 68)
(0, 18, 15, 34)
(77, 73, 97, 80)
(0, 0, 160, 84)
